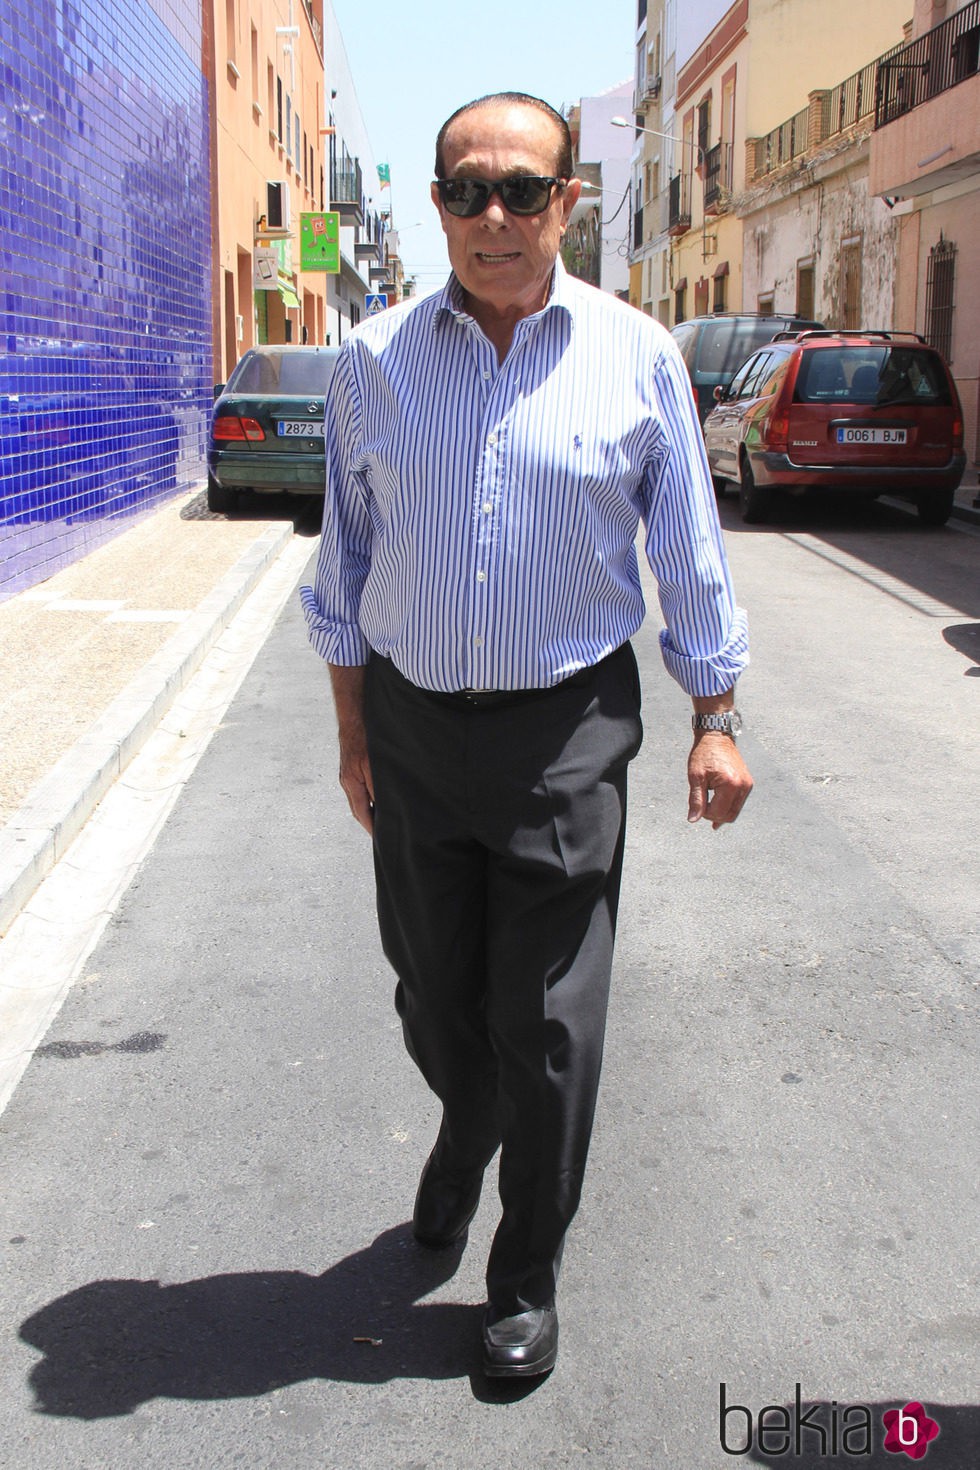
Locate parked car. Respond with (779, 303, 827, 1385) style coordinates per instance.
(671, 312, 823, 424)
(207, 345, 340, 513)
(703, 330, 965, 525)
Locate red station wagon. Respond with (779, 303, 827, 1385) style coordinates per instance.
(703, 330, 966, 525)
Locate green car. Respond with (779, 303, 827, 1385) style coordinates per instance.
(207, 345, 340, 513)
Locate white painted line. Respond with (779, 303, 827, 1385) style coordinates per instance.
(105, 609, 189, 623)
(43, 598, 128, 613)
(0, 532, 316, 1120)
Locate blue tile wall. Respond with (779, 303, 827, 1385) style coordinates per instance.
(0, 0, 212, 599)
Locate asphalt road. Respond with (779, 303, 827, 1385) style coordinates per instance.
(0, 496, 977, 1468)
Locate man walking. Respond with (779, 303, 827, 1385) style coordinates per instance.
(302, 91, 753, 1379)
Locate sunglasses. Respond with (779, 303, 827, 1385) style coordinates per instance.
(435, 175, 567, 218)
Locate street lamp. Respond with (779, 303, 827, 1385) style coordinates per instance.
(610, 115, 695, 155)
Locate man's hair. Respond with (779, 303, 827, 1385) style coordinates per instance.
(434, 92, 573, 180)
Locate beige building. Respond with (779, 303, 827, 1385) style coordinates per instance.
(635, 0, 909, 324)
(869, 0, 980, 464)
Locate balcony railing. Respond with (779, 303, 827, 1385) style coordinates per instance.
(702, 141, 733, 210)
(756, 106, 810, 177)
(302, 0, 322, 58)
(330, 157, 363, 224)
(876, 0, 980, 127)
(668, 172, 691, 234)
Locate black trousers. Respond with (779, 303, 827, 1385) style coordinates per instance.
(363, 644, 643, 1313)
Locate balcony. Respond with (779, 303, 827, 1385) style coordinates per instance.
(330, 158, 363, 225)
(876, 0, 980, 127)
(668, 172, 691, 235)
(702, 142, 733, 213)
(870, 0, 980, 197)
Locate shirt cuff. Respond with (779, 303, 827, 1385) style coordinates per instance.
(299, 584, 370, 665)
(658, 606, 750, 697)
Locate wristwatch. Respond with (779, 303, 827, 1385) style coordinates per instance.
(692, 709, 742, 738)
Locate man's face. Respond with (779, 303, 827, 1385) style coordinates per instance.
(431, 103, 581, 322)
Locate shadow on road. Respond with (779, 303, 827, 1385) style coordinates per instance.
(18, 1224, 550, 1416)
(180, 489, 323, 538)
(717, 492, 980, 620)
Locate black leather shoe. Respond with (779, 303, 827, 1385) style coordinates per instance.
(482, 1301, 559, 1378)
(412, 1152, 483, 1249)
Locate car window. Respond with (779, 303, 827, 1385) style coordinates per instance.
(725, 354, 762, 399)
(695, 320, 779, 375)
(737, 351, 776, 399)
(670, 323, 697, 363)
(228, 351, 337, 394)
(794, 346, 952, 406)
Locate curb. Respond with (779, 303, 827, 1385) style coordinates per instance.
(0, 522, 294, 938)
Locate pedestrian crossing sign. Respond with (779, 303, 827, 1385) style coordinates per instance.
(365, 293, 388, 315)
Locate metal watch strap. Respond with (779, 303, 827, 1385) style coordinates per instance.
(692, 710, 742, 737)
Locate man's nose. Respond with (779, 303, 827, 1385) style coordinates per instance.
(481, 192, 510, 226)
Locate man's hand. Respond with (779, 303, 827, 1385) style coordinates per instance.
(687, 732, 753, 830)
(329, 664, 375, 835)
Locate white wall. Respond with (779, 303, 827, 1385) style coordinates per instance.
(578, 80, 634, 296)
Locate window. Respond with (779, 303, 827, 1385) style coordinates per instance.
(713, 266, 727, 314)
(840, 238, 862, 330)
(250, 25, 258, 104)
(757, 293, 774, 316)
(674, 283, 687, 324)
(276, 75, 283, 143)
(697, 97, 711, 163)
(925, 235, 956, 362)
(225, 0, 236, 63)
(796, 259, 815, 320)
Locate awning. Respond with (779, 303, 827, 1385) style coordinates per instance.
(713, 260, 730, 279)
(278, 281, 301, 309)
(674, 276, 687, 292)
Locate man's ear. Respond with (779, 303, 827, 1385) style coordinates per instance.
(561, 177, 583, 223)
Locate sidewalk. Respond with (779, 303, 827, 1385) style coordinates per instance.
(0, 486, 317, 936)
(0, 466, 976, 940)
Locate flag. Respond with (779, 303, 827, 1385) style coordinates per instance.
(377, 162, 390, 188)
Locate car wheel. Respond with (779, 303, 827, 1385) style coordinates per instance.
(738, 458, 771, 524)
(207, 474, 239, 515)
(915, 487, 954, 527)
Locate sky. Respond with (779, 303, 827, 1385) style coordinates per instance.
(329, 0, 638, 295)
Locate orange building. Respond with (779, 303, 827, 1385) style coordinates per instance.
(208, 0, 330, 383)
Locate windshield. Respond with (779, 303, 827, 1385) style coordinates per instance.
(794, 347, 951, 406)
(228, 351, 337, 395)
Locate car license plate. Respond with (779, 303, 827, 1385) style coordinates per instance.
(277, 420, 324, 437)
(836, 427, 907, 445)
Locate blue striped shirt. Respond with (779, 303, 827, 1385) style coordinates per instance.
(301, 260, 748, 696)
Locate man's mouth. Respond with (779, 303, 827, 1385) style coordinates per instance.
(476, 251, 520, 264)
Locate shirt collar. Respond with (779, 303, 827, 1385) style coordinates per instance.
(434, 257, 574, 332)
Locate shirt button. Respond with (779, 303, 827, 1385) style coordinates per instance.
(474, 635, 484, 647)
(487, 432, 497, 446)
(482, 501, 492, 514)
(482, 370, 491, 380)
(476, 570, 486, 582)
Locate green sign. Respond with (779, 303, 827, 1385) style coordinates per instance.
(300, 212, 340, 273)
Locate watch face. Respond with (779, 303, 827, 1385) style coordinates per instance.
(729, 709, 743, 736)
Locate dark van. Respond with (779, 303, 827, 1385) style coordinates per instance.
(671, 313, 823, 424)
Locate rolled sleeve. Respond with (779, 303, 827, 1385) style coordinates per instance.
(643, 340, 750, 697)
(300, 347, 372, 667)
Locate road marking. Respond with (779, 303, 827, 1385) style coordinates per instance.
(783, 534, 965, 619)
(0, 534, 316, 1120)
(105, 609, 189, 623)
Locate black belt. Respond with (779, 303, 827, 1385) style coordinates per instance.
(417, 649, 618, 710)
